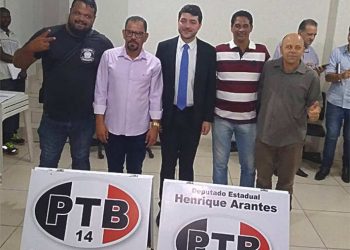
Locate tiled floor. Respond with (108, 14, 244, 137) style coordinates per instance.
(1, 134, 350, 249)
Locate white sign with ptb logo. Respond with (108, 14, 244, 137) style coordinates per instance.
(157, 179, 290, 250)
(21, 168, 153, 250)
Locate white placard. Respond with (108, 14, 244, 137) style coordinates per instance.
(21, 168, 153, 250)
(158, 179, 290, 250)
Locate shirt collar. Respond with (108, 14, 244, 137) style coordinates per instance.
(119, 46, 147, 60)
(228, 39, 256, 50)
(342, 44, 350, 55)
(273, 57, 307, 74)
(177, 36, 197, 50)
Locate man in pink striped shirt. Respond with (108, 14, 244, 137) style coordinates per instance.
(212, 10, 270, 187)
(94, 16, 163, 174)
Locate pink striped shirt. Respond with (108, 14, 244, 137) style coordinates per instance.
(94, 47, 163, 136)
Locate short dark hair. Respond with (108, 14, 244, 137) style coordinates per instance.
(298, 19, 318, 32)
(0, 7, 10, 15)
(71, 0, 97, 15)
(178, 4, 202, 24)
(231, 10, 253, 26)
(125, 16, 148, 32)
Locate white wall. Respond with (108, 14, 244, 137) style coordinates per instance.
(90, 0, 349, 65)
(6, 0, 350, 62)
(92, 0, 127, 47)
(333, 0, 350, 50)
(128, 0, 332, 61)
(4, 0, 68, 45)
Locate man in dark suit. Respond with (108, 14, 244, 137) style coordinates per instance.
(155, 4, 216, 226)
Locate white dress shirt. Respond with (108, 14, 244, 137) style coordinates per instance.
(0, 28, 20, 80)
(174, 37, 197, 106)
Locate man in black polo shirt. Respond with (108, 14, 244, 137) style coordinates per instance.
(13, 0, 113, 170)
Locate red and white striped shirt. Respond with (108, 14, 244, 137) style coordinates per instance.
(215, 40, 270, 123)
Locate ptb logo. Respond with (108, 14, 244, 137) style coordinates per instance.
(34, 181, 140, 248)
(175, 218, 271, 250)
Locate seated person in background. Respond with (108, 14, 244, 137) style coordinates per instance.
(0, 7, 27, 155)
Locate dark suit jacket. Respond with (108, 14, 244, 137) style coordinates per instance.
(156, 36, 216, 131)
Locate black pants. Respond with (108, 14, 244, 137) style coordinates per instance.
(0, 78, 25, 143)
(159, 106, 201, 200)
(104, 132, 147, 174)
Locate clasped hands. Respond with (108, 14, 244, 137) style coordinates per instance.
(340, 69, 350, 80)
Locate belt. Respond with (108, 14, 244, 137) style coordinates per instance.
(173, 105, 194, 112)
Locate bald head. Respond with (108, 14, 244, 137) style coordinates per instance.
(280, 33, 304, 69)
(282, 33, 304, 47)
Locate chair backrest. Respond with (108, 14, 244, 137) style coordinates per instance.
(319, 92, 326, 121)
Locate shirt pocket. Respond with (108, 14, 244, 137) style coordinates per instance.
(129, 68, 153, 94)
(129, 64, 152, 81)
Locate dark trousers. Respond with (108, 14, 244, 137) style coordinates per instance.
(255, 139, 303, 195)
(104, 132, 147, 174)
(0, 78, 25, 143)
(159, 106, 201, 200)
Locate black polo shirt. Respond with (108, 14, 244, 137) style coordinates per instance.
(29, 24, 113, 121)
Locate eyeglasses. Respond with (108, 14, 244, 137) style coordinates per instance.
(124, 29, 145, 39)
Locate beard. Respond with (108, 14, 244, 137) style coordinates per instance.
(67, 21, 92, 37)
(127, 40, 139, 51)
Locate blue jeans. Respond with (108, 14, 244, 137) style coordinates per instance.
(104, 133, 146, 174)
(212, 117, 256, 187)
(38, 113, 94, 170)
(321, 102, 350, 170)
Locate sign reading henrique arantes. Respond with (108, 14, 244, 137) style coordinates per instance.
(158, 179, 290, 250)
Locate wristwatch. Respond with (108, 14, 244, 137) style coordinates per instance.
(151, 121, 160, 128)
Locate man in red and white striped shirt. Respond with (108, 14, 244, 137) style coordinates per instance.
(212, 10, 270, 187)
